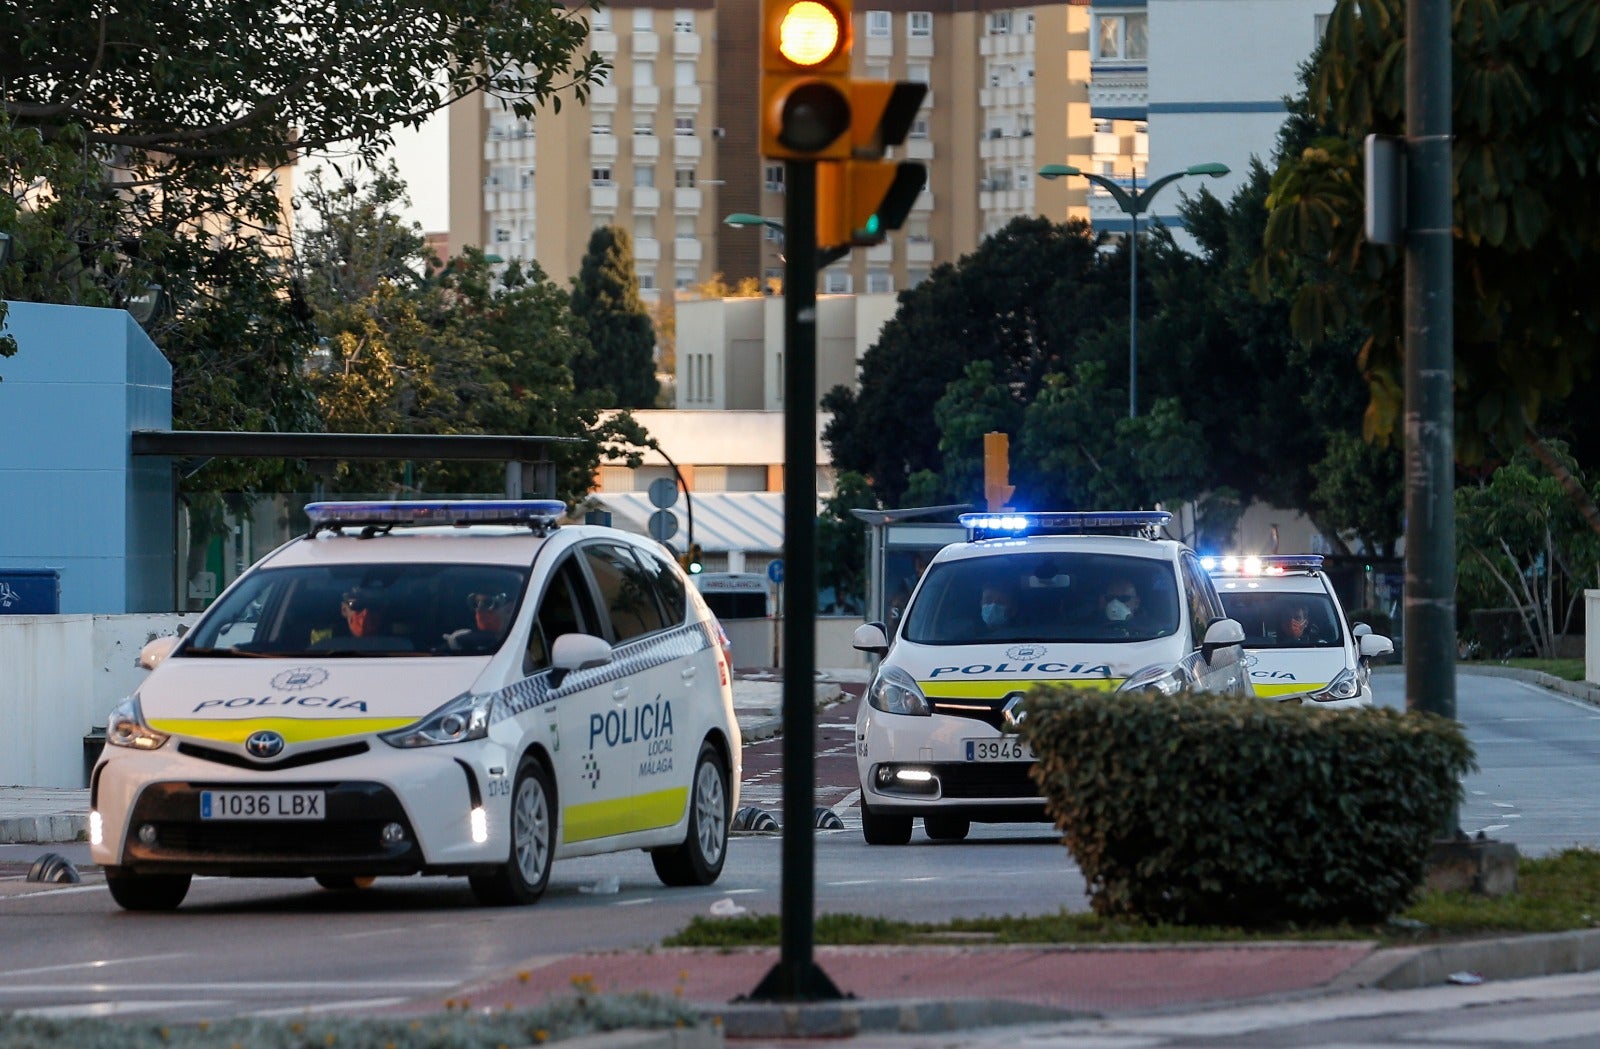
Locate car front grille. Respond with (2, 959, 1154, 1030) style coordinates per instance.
(177, 740, 370, 771)
(931, 761, 1041, 800)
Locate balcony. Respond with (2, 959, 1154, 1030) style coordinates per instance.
(633, 84, 660, 108)
(674, 187, 702, 211)
(635, 237, 661, 262)
(591, 134, 618, 159)
(590, 84, 618, 108)
(632, 31, 659, 55)
(633, 135, 660, 159)
(673, 136, 701, 159)
(674, 84, 702, 108)
(673, 33, 700, 56)
(906, 238, 934, 264)
(674, 238, 703, 263)
(591, 31, 617, 54)
(591, 184, 619, 210)
(907, 36, 933, 59)
(1088, 66, 1148, 118)
(912, 190, 933, 212)
(865, 35, 892, 58)
(866, 240, 892, 263)
(905, 138, 934, 161)
(633, 186, 660, 211)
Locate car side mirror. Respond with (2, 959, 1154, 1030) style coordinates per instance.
(549, 633, 613, 687)
(1201, 618, 1245, 664)
(1358, 633, 1394, 660)
(1352, 622, 1372, 638)
(138, 635, 181, 670)
(852, 622, 889, 656)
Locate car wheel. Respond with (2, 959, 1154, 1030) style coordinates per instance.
(315, 875, 376, 891)
(923, 815, 970, 841)
(860, 800, 912, 845)
(652, 740, 729, 887)
(470, 757, 555, 906)
(105, 869, 191, 911)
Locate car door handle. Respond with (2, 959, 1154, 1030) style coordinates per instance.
(680, 666, 697, 681)
(612, 685, 630, 702)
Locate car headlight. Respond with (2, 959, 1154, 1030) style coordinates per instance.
(1309, 667, 1362, 703)
(865, 666, 932, 716)
(380, 692, 496, 747)
(106, 696, 170, 751)
(1117, 662, 1191, 696)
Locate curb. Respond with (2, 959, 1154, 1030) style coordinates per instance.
(1452, 663, 1600, 708)
(552, 1027, 722, 1049)
(0, 813, 87, 845)
(734, 681, 849, 744)
(1364, 929, 1600, 991)
(706, 997, 1078, 1040)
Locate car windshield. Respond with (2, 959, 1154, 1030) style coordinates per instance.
(1218, 589, 1344, 649)
(180, 563, 529, 658)
(900, 552, 1181, 644)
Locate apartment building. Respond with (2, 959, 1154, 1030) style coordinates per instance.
(448, 2, 1119, 300)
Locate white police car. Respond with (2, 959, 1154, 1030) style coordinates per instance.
(91, 500, 740, 910)
(1204, 554, 1393, 708)
(850, 512, 1251, 845)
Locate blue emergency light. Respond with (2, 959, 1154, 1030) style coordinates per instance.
(306, 499, 567, 536)
(1201, 553, 1324, 576)
(959, 510, 1171, 541)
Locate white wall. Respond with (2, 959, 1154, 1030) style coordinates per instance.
(0, 614, 196, 788)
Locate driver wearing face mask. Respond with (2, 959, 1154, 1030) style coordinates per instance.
(1099, 579, 1142, 626)
(978, 583, 1019, 632)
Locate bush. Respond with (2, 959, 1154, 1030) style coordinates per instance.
(1347, 607, 1393, 638)
(1017, 686, 1474, 926)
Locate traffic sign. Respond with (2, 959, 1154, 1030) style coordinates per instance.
(648, 509, 679, 542)
(648, 477, 679, 509)
(767, 559, 785, 584)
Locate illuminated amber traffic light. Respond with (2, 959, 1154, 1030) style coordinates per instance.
(761, 0, 854, 160)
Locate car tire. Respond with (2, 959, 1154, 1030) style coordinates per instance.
(315, 875, 376, 891)
(105, 869, 191, 911)
(860, 800, 913, 845)
(470, 757, 555, 906)
(923, 815, 970, 841)
(651, 740, 729, 887)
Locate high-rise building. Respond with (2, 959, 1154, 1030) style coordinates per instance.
(448, 2, 1121, 302)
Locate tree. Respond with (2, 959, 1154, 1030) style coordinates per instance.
(1260, 0, 1600, 482)
(824, 216, 1120, 507)
(1456, 442, 1600, 658)
(570, 226, 660, 409)
(816, 471, 877, 615)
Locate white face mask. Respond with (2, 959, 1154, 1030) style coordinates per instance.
(981, 602, 1008, 627)
(1104, 598, 1132, 622)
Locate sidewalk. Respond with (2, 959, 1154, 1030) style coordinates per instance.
(0, 667, 862, 845)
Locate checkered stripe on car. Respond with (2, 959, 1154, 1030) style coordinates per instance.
(490, 621, 715, 722)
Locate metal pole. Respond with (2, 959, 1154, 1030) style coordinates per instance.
(1128, 177, 1140, 420)
(748, 158, 842, 1002)
(1404, 0, 1457, 834)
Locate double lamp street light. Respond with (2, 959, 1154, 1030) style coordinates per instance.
(1038, 161, 1229, 419)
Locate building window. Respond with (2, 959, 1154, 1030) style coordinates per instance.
(591, 167, 614, 185)
(765, 164, 784, 192)
(866, 270, 893, 294)
(822, 270, 853, 294)
(867, 10, 890, 36)
(909, 117, 929, 139)
(675, 266, 697, 289)
(674, 10, 694, 33)
(763, 225, 783, 244)
(633, 59, 655, 85)
(593, 213, 614, 228)
(675, 61, 696, 87)
(675, 168, 696, 188)
(1096, 14, 1149, 62)
(907, 268, 928, 288)
(675, 215, 697, 240)
(591, 117, 612, 136)
(634, 166, 656, 188)
(866, 62, 890, 81)
(591, 8, 611, 30)
(1023, 11, 1034, 35)
(633, 8, 653, 31)
(908, 62, 930, 85)
(988, 11, 1011, 35)
(674, 115, 695, 137)
(909, 11, 932, 37)
(906, 218, 931, 243)
(633, 118, 654, 136)
(494, 228, 511, 243)
(634, 215, 655, 241)
(638, 271, 657, 291)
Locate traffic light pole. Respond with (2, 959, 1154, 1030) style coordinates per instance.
(748, 158, 844, 1002)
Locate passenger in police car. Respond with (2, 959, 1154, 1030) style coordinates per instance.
(1097, 578, 1143, 625)
(445, 590, 512, 652)
(340, 588, 389, 637)
(975, 581, 1020, 634)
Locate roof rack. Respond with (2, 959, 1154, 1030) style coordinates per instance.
(959, 511, 1171, 542)
(306, 499, 567, 538)
(1200, 554, 1324, 576)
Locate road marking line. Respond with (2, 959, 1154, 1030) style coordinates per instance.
(1, 953, 191, 978)
(248, 997, 414, 1018)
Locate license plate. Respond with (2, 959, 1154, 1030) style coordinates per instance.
(200, 790, 326, 820)
(964, 738, 1032, 762)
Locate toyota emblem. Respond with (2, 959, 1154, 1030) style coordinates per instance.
(245, 730, 286, 759)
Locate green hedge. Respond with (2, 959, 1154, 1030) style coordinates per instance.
(1017, 686, 1474, 926)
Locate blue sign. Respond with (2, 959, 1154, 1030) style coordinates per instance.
(0, 569, 61, 615)
(767, 560, 785, 584)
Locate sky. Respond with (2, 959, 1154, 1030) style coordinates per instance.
(377, 112, 451, 233)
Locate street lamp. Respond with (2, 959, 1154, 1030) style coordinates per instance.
(1039, 161, 1229, 418)
(724, 213, 851, 270)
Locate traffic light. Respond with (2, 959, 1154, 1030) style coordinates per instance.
(682, 543, 704, 575)
(815, 81, 927, 248)
(761, 1, 854, 160)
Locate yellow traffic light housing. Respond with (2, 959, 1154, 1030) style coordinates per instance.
(815, 79, 927, 248)
(761, 1, 854, 160)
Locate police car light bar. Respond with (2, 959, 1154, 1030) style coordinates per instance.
(306, 500, 567, 536)
(959, 511, 1172, 541)
(1201, 553, 1325, 576)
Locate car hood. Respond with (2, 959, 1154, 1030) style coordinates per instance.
(138, 658, 490, 745)
(1241, 647, 1348, 699)
(894, 637, 1184, 697)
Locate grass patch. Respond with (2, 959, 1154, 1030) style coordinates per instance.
(1463, 657, 1586, 682)
(666, 848, 1600, 949)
